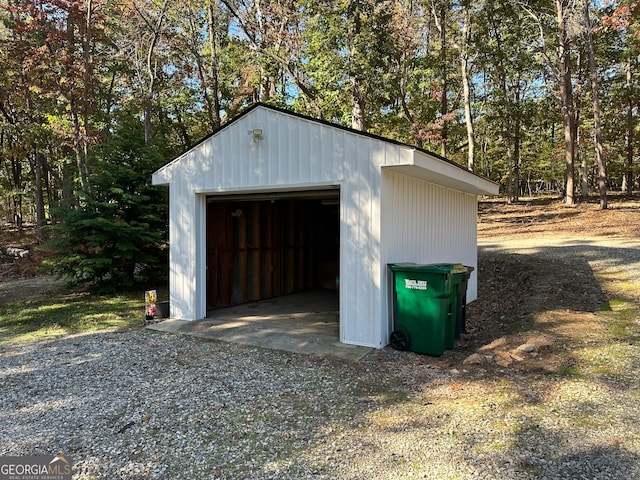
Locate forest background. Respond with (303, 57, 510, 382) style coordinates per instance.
(0, 0, 639, 288)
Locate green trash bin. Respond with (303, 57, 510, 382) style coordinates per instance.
(428, 263, 469, 349)
(453, 266, 474, 340)
(388, 263, 458, 356)
(426, 263, 474, 347)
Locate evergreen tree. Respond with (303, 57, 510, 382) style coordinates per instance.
(42, 118, 168, 292)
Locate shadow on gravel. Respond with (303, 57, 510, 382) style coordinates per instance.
(2, 239, 638, 479)
(456, 243, 640, 388)
(467, 247, 609, 341)
(450, 245, 640, 480)
(479, 240, 640, 281)
(462, 420, 640, 479)
(0, 331, 420, 479)
(466, 239, 640, 362)
(518, 426, 640, 480)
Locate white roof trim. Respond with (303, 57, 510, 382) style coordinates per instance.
(383, 150, 499, 196)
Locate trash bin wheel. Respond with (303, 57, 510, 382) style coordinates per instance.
(390, 331, 410, 351)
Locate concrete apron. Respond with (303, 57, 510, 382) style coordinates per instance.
(146, 290, 373, 361)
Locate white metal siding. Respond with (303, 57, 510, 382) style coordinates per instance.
(380, 169, 479, 344)
(153, 105, 488, 349)
(167, 178, 195, 320)
(186, 108, 349, 191)
(159, 107, 393, 347)
(339, 133, 386, 347)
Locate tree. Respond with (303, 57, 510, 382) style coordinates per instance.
(602, 0, 639, 196)
(431, 0, 450, 156)
(459, 0, 476, 171)
(43, 118, 168, 291)
(623, 54, 638, 196)
(128, 0, 171, 145)
(555, 0, 578, 204)
(295, 0, 403, 131)
(583, 0, 607, 209)
(2, 0, 639, 245)
(476, 0, 540, 202)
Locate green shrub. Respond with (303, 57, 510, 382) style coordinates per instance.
(43, 120, 168, 291)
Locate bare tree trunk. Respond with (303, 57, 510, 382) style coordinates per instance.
(61, 162, 74, 209)
(573, 52, 588, 198)
(625, 58, 634, 197)
(173, 106, 191, 149)
(439, 3, 447, 157)
(580, 128, 589, 198)
(557, 0, 576, 204)
(82, 0, 93, 153)
(348, 3, 366, 131)
(10, 153, 23, 229)
(33, 144, 45, 240)
(66, 11, 90, 194)
(42, 157, 56, 214)
(400, 95, 423, 149)
(487, 0, 514, 198)
(72, 108, 90, 193)
(512, 82, 521, 201)
(461, 3, 475, 171)
(138, 0, 170, 145)
(584, 0, 607, 209)
(207, 0, 222, 129)
(187, 10, 216, 132)
(506, 138, 515, 204)
(351, 76, 366, 131)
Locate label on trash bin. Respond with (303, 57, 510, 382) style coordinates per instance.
(404, 278, 428, 290)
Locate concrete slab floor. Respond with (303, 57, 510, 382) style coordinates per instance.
(146, 290, 373, 361)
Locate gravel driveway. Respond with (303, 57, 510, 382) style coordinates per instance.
(479, 236, 640, 284)
(2, 237, 640, 479)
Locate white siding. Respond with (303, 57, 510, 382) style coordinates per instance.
(380, 169, 479, 345)
(167, 178, 194, 320)
(380, 169, 478, 290)
(339, 131, 386, 347)
(184, 108, 349, 191)
(153, 105, 491, 349)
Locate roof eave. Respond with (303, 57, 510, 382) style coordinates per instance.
(384, 150, 499, 196)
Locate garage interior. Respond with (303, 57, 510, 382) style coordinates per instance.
(206, 189, 341, 320)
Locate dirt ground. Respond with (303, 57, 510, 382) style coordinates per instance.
(449, 193, 640, 374)
(0, 227, 56, 305)
(0, 228, 41, 280)
(477, 194, 640, 239)
(2, 194, 639, 374)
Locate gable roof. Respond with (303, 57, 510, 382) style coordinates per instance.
(153, 102, 499, 196)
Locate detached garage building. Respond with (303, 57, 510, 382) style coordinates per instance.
(152, 103, 499, 349)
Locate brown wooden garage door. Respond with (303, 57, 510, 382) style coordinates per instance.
(206, 196, 339, 310)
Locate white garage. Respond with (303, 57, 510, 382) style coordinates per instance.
(151, 103, 499, 349)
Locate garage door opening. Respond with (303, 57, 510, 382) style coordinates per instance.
(206, 189, 340, 318)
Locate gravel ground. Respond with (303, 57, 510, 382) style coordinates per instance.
(2, 237, 640, 479)
(479, 236, 640, 286)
